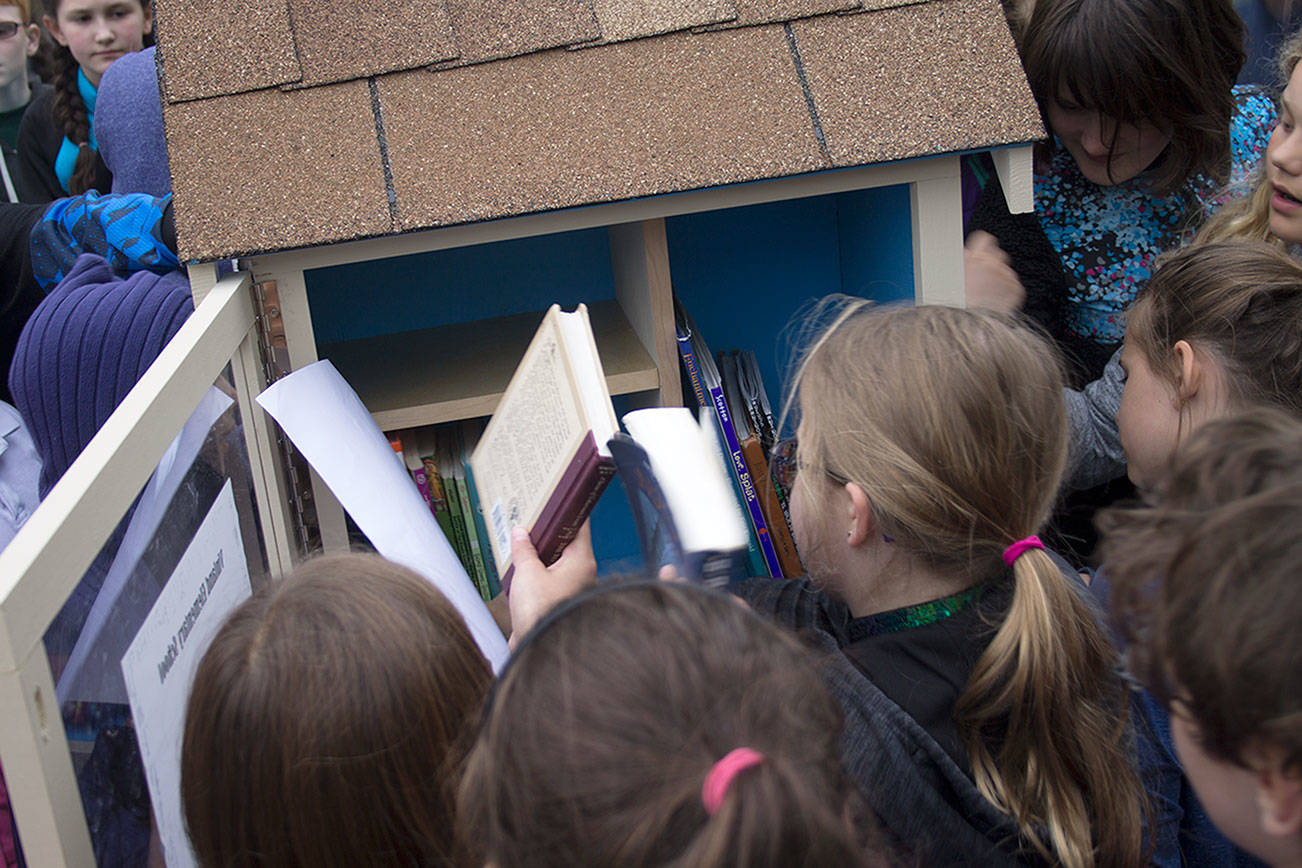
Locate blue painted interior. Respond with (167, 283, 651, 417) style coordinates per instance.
(305, 228, 617, 345)
(304, 183, 916, 572)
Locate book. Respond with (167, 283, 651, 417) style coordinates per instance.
(414, 429, 458, 557)
(611, 407, 750, 587)
(719, 351, 802, 578)
(439, 431, 488, 599)
(449, 424, 491, 600)
(470, 304, 618, 589)
(399, 434, 435, 515)
(673, 299, 785, 578)
(460, 420, 501, 597)
(736, 350, 793, 528)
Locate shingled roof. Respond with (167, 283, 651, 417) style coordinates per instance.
(155, 0, 1043, 263)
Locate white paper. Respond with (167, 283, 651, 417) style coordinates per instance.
(58, 387, 234, 705)
(256, 360, 507, 671)
(122, 481, 252, 868)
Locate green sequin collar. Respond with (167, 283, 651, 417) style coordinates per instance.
(847, 582, 989, 640)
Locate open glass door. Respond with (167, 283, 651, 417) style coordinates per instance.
(0, 270, 294, 867)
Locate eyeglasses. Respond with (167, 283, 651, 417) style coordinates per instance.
(769, 437, 850, 491)
(0, 22, 24, 39)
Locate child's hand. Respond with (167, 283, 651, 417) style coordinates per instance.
(964, 231, 1026, 313)
(506, 521, 597, 650)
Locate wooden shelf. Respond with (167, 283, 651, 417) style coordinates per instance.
(318, 299, 660, 430)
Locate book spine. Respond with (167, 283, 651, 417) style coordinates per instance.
(499, 431, 614, 592)
(676, 330, 709, 410)
(453, 467, 490, 599)
(708, 384, 784, 578)
(677, 330, 767, 577)
(444, 475, 484, 599)
(463, 460, 501, 597)
(740, 437, 803, 578)
(411, 466, 434, 511)
(422, 455, 457, 547)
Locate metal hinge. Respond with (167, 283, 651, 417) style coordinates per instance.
(249, 279, 319, 554)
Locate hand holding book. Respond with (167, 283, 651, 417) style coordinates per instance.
(504, 520, 597, 650)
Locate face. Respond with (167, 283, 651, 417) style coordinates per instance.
(1046, 99, 1172, 186)
(1267, 64, 1302, 245)
(0, 6, 39, 92)
(1116, 339, 1182, 490)
(45, 0, 150, 87)
(1170, 704, 1299, 865)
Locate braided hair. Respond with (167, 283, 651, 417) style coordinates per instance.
(49, 40, 99, 195)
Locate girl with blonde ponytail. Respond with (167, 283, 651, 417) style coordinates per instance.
(738, 300, 1146, 866)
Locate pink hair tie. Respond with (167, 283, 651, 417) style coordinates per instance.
(1002, 535, 1044, 566)
(701, 747, 765, 816)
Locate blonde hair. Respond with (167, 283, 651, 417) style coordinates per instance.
(1198, 30, 1302, 246)
(785, 300, 1145, 867)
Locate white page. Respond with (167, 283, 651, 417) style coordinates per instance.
(58, 387, 233, 705)
(122, 481, 252, 868)
(622, 408, 748, 552)
(256, 360, 507, 671)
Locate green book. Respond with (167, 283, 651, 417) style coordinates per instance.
(450, 424, 491, 599)
(461, 420, 501, 597)
(415, 430, 458, 558)
(438, 429, 488, 600)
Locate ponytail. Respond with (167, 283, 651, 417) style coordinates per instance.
(791, 302, 1148, 867)
(49, 43, 98, 195)
(956, 549, 1145, 867)
(459, 581, 882, 867)
(683, 750, 867, 867)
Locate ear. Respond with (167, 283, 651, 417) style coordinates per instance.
(844, 482, 873, 548)
(43, 14, 65, 47)
(23, 22, 39, 56)
(1256, 764, 1302, 841)
(141, 3, 152, 34)
(1172, 339, 1204, 403)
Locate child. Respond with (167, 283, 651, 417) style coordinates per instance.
(14, 0, 150, 200)
(1067, 30, 1302, 492)
(1114, 240, 1302, 491)
(737, 301, 1145, 866)
(0, 0, 44, 203)
(181, 553, 493, 868)
(1072, 241, 1302, 866)
(1202, 28, 1302, 247)
(969, 0, 1274, 384)
(1099, 409, 1302, 866)
(458, 580, 879, 868)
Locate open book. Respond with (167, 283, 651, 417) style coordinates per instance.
(610, 407, 750, 587)
(470, 304, 618, 588)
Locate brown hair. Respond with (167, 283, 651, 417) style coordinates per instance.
(1125, 241, 1302, 418)
(1099, 408, 1302, 773)
(1199, 30, 1302, 245)
(458, 581, 880, 868)
(42, 0, 148, 194)
(181, 553, 492, 868)
(1, 0, 32, 24)
(1019, 0, 1245, 195)
(785, 300, 1145, 867)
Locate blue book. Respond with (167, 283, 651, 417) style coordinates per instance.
(610, 408, 749, 587)
(673, 300, 784, 578)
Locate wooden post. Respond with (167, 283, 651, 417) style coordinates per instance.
(609, 218, 681, 408)
(910, 156, 965, 307)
